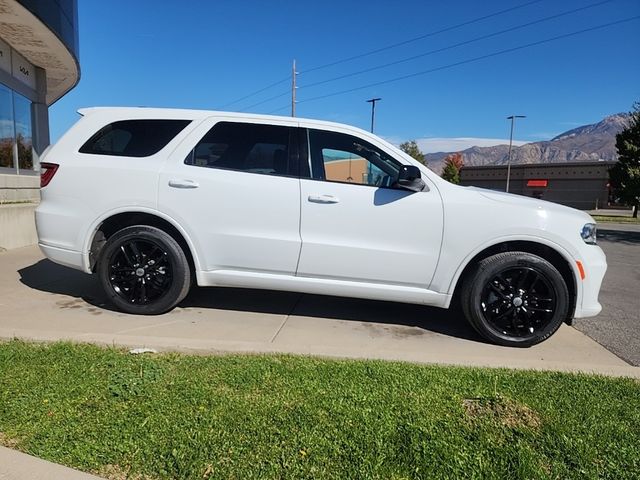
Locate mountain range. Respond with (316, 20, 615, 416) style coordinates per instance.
(424, 113, 628, 174)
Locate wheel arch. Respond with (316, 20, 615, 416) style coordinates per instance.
(450, 239, 579, 323)
(85, 209, 200, 277)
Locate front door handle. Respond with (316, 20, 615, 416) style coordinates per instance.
(168, 179, 199, 189)
(308, 194, 340, 204)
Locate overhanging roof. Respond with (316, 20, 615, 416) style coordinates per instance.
(0, 0, 79, 104)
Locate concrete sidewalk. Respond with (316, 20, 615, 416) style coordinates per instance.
(0, 245, 638, 378)
(0, 446, 102, 479)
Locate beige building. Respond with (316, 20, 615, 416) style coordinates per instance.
(460, 161, 616, 210)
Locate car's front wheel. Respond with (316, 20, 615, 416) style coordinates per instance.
(461, 252, 569, 347)
(97, 225, 191, 315)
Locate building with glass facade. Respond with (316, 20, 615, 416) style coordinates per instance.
(0, 0, 79, 248)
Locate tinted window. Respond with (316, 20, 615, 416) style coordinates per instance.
(79, 120, 191, 157)
(185, 122, 293, 176)
(309, 129, 401, 187)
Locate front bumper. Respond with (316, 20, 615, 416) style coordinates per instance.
(574, 244, 607, 318)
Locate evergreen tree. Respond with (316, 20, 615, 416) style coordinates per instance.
(399, 140, 426, 165)
(610, 102, 640, 218)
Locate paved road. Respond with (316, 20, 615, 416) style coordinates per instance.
(1, 244, 637, 377)
(574, 223, 640, 366)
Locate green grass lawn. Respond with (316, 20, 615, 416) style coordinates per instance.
(0, 341, 638, 480)
(592, 214, 640, 224)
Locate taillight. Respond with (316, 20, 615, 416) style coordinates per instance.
(40, 162, 59, 188)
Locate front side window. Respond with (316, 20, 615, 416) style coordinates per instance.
(309, 129, 401, 187)
(185, 121, 294, 176)
(79, 119, 191, 157)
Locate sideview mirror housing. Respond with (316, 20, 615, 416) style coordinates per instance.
(396, 165, 426, 192)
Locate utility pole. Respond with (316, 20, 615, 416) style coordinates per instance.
(366, 97, 381, 133)
(505, 114, 526, 193)
(291, 59, 297, 117)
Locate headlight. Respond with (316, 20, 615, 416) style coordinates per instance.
(581, 223, 597, 245)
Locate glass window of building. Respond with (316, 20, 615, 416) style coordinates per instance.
(0, 84, 35, 174)
(14, 93, 33, 171)
(0, 84, 15, 170)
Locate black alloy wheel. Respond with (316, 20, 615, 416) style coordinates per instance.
(98, 225, 191, 315)
(461, 251, 569, 347)
(108, 238, 173, 305)
(480, 266, 557, 338)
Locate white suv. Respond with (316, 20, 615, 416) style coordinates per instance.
(35, 107, 607, 347)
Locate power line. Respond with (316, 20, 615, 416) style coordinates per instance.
(266, 104, 290, 114)
(218, 76, 289, 109)
(299, 0, 546, 74)
(219, 0, 544, 110)
(238, 90, 290, 111)
(299, 0, 615, 91)
(296, 16, 640, 105)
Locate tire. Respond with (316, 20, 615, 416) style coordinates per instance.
(461, 251, 569, 347)
(97, 225, 191, 315)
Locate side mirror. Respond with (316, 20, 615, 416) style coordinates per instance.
(396, 165, 426, 192)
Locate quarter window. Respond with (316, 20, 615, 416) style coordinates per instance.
(185, 121, 294, 176)
(79, 119, 191, 157)
(309, 129, 401, 187)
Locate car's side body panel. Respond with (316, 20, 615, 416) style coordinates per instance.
(297, 179, 443, 288)
(36, 108, 206, 269)
(157, 116, 303, 276)
(430, 183, 605, 317)
(198, 269, 450, 307)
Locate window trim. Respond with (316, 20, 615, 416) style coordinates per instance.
(305, 127, 404, 189)
(297, 127, 311, 179)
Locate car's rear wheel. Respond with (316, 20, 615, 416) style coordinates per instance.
(97, 225, 191, 315)
(461, 251, 569, 347)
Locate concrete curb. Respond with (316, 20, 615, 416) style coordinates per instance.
(2, 329, 639, 379)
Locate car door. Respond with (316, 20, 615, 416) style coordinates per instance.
(158, 118, 302, 275)
(297, 127, 443, 289)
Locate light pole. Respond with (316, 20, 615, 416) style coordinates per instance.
(505, 115, 526, 193)
(366, 98, 381, 133)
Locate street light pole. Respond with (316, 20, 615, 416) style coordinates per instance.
(291, 59, 297, 117)
(506, 115, 526, 193)
(366, 98, 381, 133)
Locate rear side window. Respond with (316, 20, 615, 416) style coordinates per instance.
(185, 121, 295, 176)
(79, 119, 191, 157)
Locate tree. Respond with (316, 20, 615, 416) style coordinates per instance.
(399, 140, 426, 165)
(610, 102, 640, 218)
(441, 152, 463, 184)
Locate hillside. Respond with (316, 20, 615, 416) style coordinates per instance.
(425, 113, 628, 173)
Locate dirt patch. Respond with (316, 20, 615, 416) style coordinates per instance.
(56, 298, 104, 315)
(463, 395, 541, 429)
(360, 322, 428, 339)
(0, 431, 19, 448)
(56, 298, 85, 309)
(94, 464, 157, 480)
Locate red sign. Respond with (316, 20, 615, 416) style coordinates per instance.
(527, 179, 548, 187)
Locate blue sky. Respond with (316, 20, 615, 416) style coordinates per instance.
(50, 0, 640, 152)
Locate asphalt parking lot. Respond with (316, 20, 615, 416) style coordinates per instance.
(1, 231, 638, 377)
(574, 223, 640, 366)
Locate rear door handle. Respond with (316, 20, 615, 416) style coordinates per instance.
(308, 194, 340, 204)
(168, 179, 199, 189)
